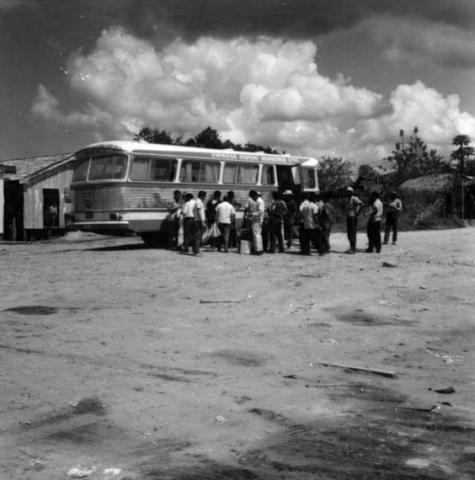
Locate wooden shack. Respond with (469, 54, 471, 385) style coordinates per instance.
(0, 153, 76, 240)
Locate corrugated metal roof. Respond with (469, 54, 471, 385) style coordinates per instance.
(0, 153, 74, 181)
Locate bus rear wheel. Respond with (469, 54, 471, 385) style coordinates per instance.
(140, 232, 166, 248)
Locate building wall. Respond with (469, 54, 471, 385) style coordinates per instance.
(0, 179, 4, 235)
(23, 167, 74, 230)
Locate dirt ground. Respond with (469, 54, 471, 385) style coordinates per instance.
(0, 228, 474, 480)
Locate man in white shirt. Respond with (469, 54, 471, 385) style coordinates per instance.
(245, 190, 264, 255)
(215, 195, 236, 252)
(193, 191, 207, 256)
(182, 193, 196, 254)
(384, 192, 403, 245)
(299, 193, 319, 255)
(366, 191, 383, 253)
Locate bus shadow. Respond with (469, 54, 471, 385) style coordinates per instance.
(85, 243, 150, 252)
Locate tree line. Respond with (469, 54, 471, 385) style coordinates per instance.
(134, 126, 280, 154)
(133, 125, 473, 193)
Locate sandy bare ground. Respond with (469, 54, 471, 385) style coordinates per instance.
(0, 228, 474, 479)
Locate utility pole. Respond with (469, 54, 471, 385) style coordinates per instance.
(460, 151, 465, 219)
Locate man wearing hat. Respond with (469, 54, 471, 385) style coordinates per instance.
(345, 186, 362, 254)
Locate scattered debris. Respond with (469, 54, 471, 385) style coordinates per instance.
(30, 460, 47, 471)
(67, 465, 97, 478)
(316, 361, 397, 378)
(434, 386, 456, 394)
(419, 285, 427, 290)
(234, 395, 252, 404)
(215, 415, 226, 423)
(4, 305, 58, 315)
(199, 299, 240, 304)
(441, 354, 455, 364)
(71, 397, 106, 415)
(426, 350, 462, 365)
(103, 467, 122, 477)
(405, 458, 431, 469)
(311, 383, 348, 388)
(382, 261, 397, 268)
(398, 405, 440, 413)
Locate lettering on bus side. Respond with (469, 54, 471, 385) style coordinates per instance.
(210, 152, 292, 164)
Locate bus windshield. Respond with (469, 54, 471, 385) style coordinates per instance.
(88, 154, 127, 180)
(72, 159, 89, 182)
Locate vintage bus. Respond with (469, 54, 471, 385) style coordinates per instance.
(70, 141, 319, 245)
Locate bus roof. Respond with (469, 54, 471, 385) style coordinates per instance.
(77, 141, 318, 167)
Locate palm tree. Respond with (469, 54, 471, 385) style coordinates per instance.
(451, 134, 474, 218)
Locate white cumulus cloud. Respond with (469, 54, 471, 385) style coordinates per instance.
(31, 26, 475, 163)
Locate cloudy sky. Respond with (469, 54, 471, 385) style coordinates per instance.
(2, 0, 475, 164)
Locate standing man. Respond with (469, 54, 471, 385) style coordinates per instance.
(319, 192, 333, 254)
(244, 190, 264, 255)
(383, 192, 402, 245)
(268, 191, 287, 253)
(299, 193, 320, 255)
(283, 190, 297, 249)
(345, 186, 362, 254)
(182, 193, 196, 254)
(366, 191, 383, 253)
(193, 191, 207, 256)
(165, 190, 182, 249)
(215, 195, 236, 252)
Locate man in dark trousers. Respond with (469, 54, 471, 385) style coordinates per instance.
(319, 192, 333, 254)
(345, 187, 362, 254)
(268, 191, 287, 253)
(366, 191, 383, 253)
(383, 192, 402, 245)
(299, 193, 322, 255)
(282, 190, 297, 249)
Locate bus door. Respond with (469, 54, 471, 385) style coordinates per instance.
(276, 165, 296, 192)
(300, 166, 318, 191)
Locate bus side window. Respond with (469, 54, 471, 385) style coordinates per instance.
(130, 157, 150, 180)
(151, 158, 177, 181)
(180, 160, 220, 183)
(223, 163, 258, 184)
(261, 164, 276, 186)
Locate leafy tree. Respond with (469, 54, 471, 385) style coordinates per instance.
(134, 127, 173, 145)
(385, 127, 449, 185)
(318, 156, 354, 192)
(358, 163, 378, 181)
(133, 125, 282, 154)
(194, 126, 223, 149)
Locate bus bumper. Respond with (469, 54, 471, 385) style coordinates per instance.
(72, 220, 131, 234)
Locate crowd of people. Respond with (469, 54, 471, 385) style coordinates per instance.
(162, 187, 403, 257)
